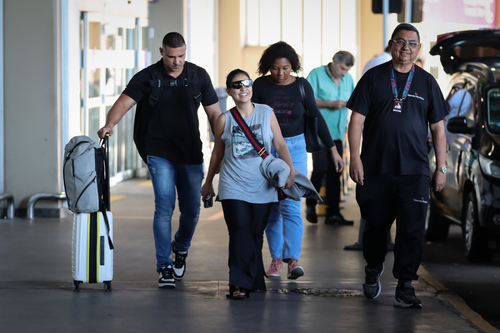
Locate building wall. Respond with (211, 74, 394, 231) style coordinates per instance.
(359, 0, 385, 76)
(218, 0, 361, 82)
(149, 0, 185, 56)
(4, 0, 60, 209)
(218, 0, 242, 86)
(2, 0, 153, 215)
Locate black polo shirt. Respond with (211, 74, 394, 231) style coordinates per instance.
(346, 61, 448, 176)
(123, 59, 218, 164)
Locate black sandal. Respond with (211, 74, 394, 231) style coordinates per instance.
(226, 285, 249, 299)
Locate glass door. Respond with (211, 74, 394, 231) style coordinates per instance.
(80, 13, 152, 184)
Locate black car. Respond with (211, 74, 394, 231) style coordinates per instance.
(427, 29, 500, 262)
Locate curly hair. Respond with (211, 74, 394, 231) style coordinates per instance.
(257, 41, 302, 76)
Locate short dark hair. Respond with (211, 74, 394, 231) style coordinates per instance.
(332, 51, 354, 67)
(257, 41, 302, 76)
(162, 32, 186, 48)
(391, 23, 420, 42)
(226, 69, 250, 89)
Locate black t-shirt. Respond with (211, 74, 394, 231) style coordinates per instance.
(346, 61, 448, 176)
(123, 59, 218, 164)
(251, 76, 335, 148)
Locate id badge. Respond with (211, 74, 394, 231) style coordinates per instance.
(393, 100, 403, 113)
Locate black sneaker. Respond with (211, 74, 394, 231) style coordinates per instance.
(171, 242, 188, 281)
(306, 206, 317, 223)
(158, 265, 175, 289)
(394, 281, 422, 309)
(363, 264, 384, 299)
(325, 213, 354, 225)
(344, 242, 363, 251)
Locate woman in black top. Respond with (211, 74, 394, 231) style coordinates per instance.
(252, 41, 343, 279)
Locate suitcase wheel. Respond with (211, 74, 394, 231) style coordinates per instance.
(104, 281, 112, 292)
(73, 281, 81, 292)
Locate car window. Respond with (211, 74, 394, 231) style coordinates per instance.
(487, 88, 500, 134)
(453, 44, 500, 60)
(446, 82, 474, 120)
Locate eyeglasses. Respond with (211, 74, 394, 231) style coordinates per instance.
(391, 39, 419, 49)
(230, 79, 253, 89)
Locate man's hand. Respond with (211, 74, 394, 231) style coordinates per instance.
(349, 156, 364, 185)
(331, 100, 347, 110)
(97, 126, 114, 139)
(432, 170, 446, 192)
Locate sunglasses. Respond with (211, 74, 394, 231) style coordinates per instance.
(230, 79, 253, 89)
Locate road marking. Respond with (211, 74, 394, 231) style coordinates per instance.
(110, 195, 125, 202)
(207, 211, 224, 220)
(138, 180, 152, 186)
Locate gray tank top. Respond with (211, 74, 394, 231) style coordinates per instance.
(218, 103, 278, 203)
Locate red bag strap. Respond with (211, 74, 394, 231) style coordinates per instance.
(230, 107, 268, 159)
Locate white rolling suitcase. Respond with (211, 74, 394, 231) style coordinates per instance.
(72, 211, 113, 291)
(64, 135, 114, 291)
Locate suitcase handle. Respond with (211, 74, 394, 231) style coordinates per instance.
(100, 134, 111, 211)
(99, 134, 114, 250)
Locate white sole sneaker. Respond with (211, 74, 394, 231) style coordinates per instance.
(287, 266, 304, 279)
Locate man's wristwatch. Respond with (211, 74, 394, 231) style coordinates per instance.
(438, 166, 447, 174)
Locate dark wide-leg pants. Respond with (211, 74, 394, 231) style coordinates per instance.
(306, 140, 343, 216)
(221, 200, 273, 291)
(356, 174, 430, 280)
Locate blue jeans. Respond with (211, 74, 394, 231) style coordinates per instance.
(147, 156, 204, 272)
(265, 134, 308, 261)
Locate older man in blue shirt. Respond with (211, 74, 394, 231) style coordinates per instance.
(306, 51, 355, 225)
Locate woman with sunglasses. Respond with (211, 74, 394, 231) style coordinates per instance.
(252, 41, 343, 279)
(201, 69, 295, 299)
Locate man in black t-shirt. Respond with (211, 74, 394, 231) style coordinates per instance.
(98, 32, 220, 289)
(346, 23, 447, 309)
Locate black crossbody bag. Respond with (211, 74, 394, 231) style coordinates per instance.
(298, 78, 324, 153)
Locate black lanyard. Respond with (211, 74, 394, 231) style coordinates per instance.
(390, 62, 415, 101)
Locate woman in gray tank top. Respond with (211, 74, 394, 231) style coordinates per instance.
(201, 69, 295, 299)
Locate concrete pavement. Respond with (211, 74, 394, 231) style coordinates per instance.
(0, 177, 497, 333)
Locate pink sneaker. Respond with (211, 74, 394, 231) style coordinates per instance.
(266, 259, 282, 277)
(287, 259, 304, 280)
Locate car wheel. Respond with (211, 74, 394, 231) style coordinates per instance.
(463, 192, 494, 262)
(425, 196, 450, 241)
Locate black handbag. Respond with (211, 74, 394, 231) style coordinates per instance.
(298, 78, 324, 153)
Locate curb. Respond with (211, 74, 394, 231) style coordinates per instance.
(419, 266, 499, 333)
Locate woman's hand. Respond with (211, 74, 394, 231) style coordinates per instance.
(330, 147, 344, 172)
(282, 168, 296, 189)
(201, 182, 215, 200)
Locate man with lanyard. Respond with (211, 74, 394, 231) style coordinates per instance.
(347, 23, 447, 308)
(305, 51, 355, 225)
(97, 32, 221, 289)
